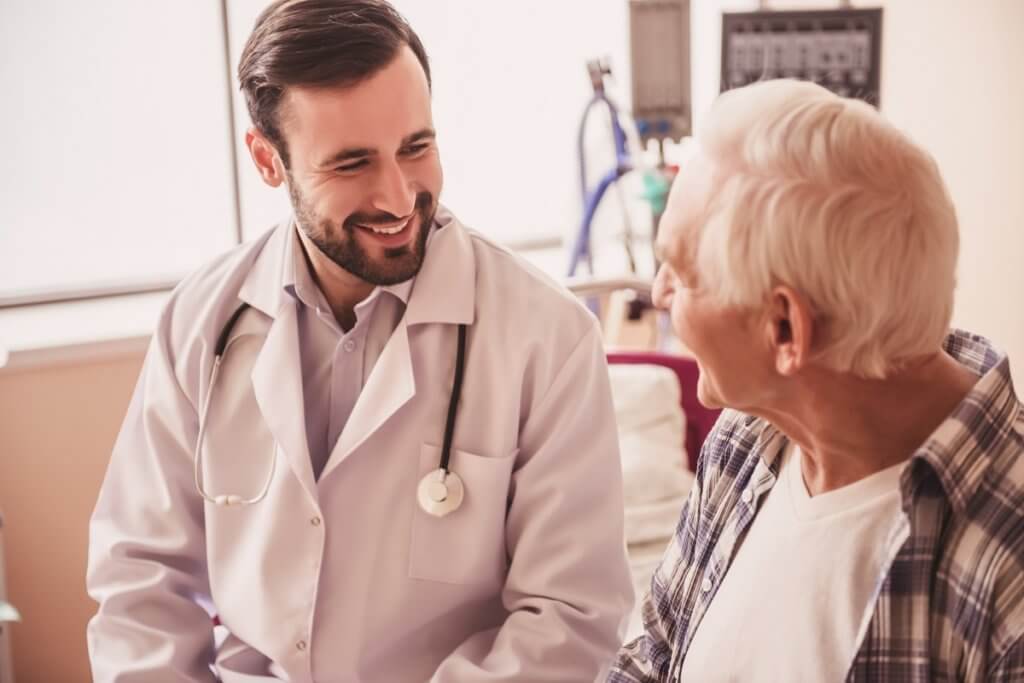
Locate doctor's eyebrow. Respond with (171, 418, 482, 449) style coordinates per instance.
(317, 128, 436, 169)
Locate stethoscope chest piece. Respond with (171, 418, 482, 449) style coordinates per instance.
(417, 468, 465, 517)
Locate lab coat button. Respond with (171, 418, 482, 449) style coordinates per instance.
(742, 488, 754, 504)
(701, 577, 713, 593)
(343, 339, 357, 352)
(296, 640, 307, 652)
(310, 516, 321, 527)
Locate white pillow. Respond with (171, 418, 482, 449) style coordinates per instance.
(607, 364, 693, 508)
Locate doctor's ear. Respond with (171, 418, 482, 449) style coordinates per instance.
(763, 285, 814, 377)
(245, 127, 286, 188)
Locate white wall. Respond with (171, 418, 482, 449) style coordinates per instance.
(0, 2, 238, 298)
(881, 0, 1024, 388)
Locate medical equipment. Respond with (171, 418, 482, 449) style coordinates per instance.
(568, 59, 636, 278)
(721, 7, 883, 104)
(416, 324, 468, 517)
(629, 0, 693, 146)
(194, 303, 470, 517)
(569, 0, 692, 279)
(629, 0, 690, 262)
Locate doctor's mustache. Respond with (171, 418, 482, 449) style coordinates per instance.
(342, 191, 436, 231)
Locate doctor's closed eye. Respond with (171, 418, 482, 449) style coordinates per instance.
(401, 141, 432, 156)
(333, 142, 433, 174)
(336, 158, 370, 173)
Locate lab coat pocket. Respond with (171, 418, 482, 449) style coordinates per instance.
(409, 443, 518, 585)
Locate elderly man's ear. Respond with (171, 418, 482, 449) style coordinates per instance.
(765, 286, 814, 376)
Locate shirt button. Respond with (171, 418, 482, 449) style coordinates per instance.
(310, 516, 321, 527)
(296, 639, 307, 652)
(701, 577, 713, 593)
(742, 488, 754, 504)
(343, 339, 357, 353)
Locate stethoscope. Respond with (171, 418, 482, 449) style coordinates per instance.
(194, 302, 469, 518)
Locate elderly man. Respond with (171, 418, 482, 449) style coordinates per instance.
(610, 79, 1024, 682)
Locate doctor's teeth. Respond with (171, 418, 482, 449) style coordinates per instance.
(366, 222, 407, 235)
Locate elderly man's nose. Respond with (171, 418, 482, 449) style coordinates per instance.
(652, 265, 674, 309)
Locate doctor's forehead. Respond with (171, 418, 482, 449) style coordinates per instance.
(278, 47, 434, 159)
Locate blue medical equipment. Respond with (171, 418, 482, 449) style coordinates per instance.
(568, 60, 636, 277)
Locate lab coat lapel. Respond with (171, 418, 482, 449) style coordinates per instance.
(249, 300, 318, 503)
(240, 220, 319, 503)
(403, 206, 476, 328)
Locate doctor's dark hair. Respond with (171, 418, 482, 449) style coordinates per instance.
(237, 0, 431, 168)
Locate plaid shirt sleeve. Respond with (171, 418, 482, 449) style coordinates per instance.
(989, 635, 1024, 681)
(608, 460, 706, 682)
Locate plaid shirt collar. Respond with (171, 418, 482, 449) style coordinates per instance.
(911, 331, 1019, 513)
(746, 330, 1020, 513)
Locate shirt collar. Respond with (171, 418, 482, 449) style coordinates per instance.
(748, 329, 1020, 514)
(905, 329, 1021, 514)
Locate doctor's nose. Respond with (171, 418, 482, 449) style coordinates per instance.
(371, 159, 417, 218)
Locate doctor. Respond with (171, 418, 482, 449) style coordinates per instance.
(86, 0, 633, 680)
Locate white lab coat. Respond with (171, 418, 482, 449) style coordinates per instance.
(87, 207, 634, 682)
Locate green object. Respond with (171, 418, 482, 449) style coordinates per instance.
(640, 169, 672, 215)
(0, 600, 20, 623)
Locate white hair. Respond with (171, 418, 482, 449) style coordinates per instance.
(694, 79, 959, 379)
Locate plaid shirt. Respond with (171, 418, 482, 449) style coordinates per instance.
(610, 330, 1024, 682)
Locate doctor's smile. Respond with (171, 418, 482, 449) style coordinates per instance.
(349, 211, 417, 247)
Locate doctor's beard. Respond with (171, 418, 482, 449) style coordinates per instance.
(288, 182, 436, 286)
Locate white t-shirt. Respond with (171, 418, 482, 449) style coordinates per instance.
(680, 443, 904, 682)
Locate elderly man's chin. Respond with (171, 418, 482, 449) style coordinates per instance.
(694, 369, 722, 410)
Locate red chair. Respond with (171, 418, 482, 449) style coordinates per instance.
(607, 351, 721, 473)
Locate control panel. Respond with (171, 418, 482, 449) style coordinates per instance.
(721, 8, 883, 105)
